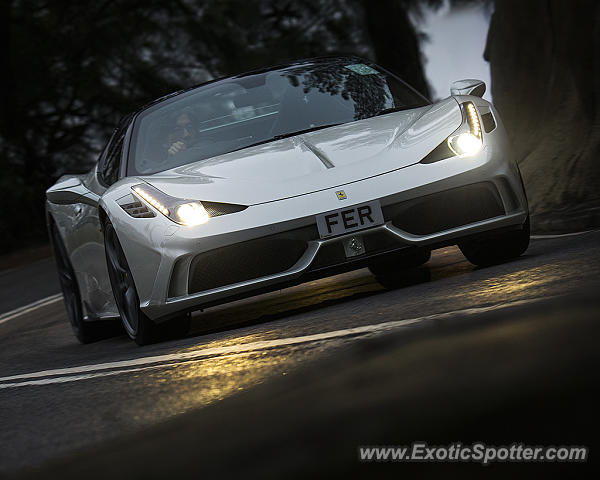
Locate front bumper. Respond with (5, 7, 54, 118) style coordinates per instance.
(117, 142, 528, 321)
(178, 206, 525, 313)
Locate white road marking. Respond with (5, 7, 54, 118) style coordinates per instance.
(531, 229, 596, 240)
(0, 297, 544, 389)
(0, 362, 184, 389)
(0, 294, 62, 326)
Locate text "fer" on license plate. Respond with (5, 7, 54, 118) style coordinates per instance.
(316, 200, 384, 238)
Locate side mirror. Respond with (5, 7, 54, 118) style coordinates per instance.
(450, 79, 486, 97)
(46, 177, 100, 207)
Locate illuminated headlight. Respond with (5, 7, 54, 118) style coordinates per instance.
(447, 102, 483, 157)
(132, 184, 209, 227)
(449, 132, 482, 157)
(133, 186, 170, 216)
(175, 202, 209, 226)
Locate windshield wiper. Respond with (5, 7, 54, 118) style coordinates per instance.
(271, 123, 343, 141)
(228, 123, 343, 154)
(374, 106, 415, 116)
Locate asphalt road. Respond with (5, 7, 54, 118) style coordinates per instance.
(0, 257, 59, 315)
(0, 231, 599, 477)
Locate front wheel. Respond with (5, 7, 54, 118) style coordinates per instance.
(369, 248, 431, 289)
(104, 219, 190, 345)
(459, 215, 530, 267)
(368, 248, 431, 276)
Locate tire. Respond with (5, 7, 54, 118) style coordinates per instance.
(103, 219, 190, 345)
(49, 219, 118, 343)
(369, 248, 431, 289)
(459, 215, 530, 267)
(368, 248, 431, 276)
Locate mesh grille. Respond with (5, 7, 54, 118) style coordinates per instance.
(310, 243, 346, 270)
(383, 183, 505, 236)
(120, 200, 155, 218)
(363, 231, 401, 253)
(188, 225, 318, 294)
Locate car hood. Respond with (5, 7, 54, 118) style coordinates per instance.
(141, 98, 461, 205)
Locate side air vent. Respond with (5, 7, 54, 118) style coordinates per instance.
(481, 112, 496, 133)
(202, 202, 247, 218)
(120, 200, 155, 218)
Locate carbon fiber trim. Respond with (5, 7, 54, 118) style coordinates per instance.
(420, 140, 455, 164)
(481, 112, 496, 133)
(202, 201, 247, 218)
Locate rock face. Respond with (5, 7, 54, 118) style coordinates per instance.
(485, 0, 600, 232)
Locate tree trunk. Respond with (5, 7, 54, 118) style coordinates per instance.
(361, 0, 431, 99)
(485, 0, 600, 232)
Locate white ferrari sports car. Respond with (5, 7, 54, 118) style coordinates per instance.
(46, 56, 529, 345)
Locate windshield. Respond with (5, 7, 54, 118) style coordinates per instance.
(128, 60, 429, 175)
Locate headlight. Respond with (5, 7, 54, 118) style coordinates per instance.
(447, 102, 482, 157)
(131, 186, 170, 216)
(450, 132, 481, 156)
(175, 202, 209, 226)
(132, 184, 209, 226)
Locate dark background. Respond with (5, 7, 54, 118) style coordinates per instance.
(1, 0, 598, 252)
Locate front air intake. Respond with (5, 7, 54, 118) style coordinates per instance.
(188, 225, 318, 294)
(383, 183, 505, 235)
(120, 200, 155, 218)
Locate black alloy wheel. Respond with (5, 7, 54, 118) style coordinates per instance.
(104, 219, 190, 345)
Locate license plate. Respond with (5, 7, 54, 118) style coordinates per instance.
(316, 200, 384, 238)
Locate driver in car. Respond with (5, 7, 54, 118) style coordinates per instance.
(165, 110, 198, 156)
